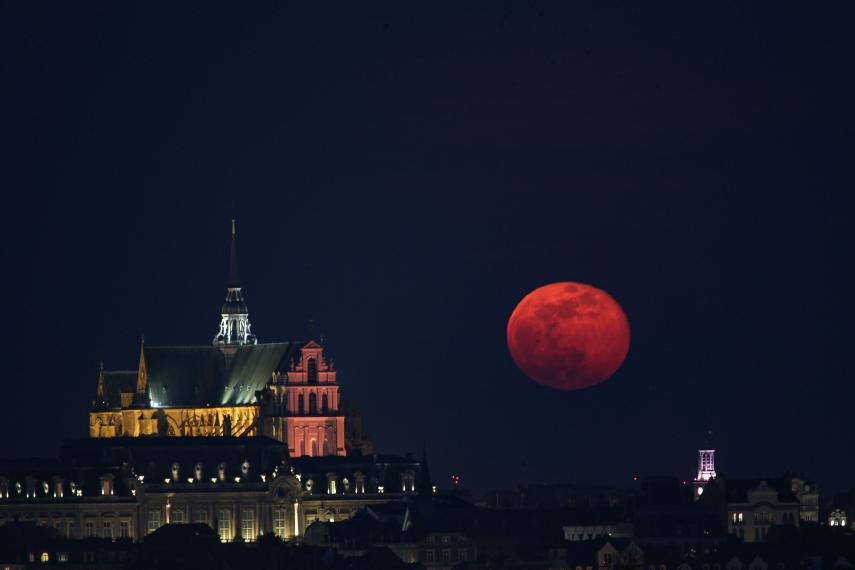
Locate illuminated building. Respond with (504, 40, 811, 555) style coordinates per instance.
(0, 223, 428, 540)
(692, 448, 716, 500)
(89, 221, 356, 458)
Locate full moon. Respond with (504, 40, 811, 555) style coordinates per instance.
(507, 282, 630, 391)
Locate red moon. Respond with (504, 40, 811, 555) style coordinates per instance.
(507, 282, 630, 391)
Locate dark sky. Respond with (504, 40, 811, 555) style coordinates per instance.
(2, 3, 853, 494)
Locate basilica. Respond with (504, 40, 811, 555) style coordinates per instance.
(0, 223, 428, 542)
(90, 221, 360, 458)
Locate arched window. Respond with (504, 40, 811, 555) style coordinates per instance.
(309, 393, 317, 414)
(297, 394, 304, 414)
(322, 394, 329, 414)
(311, 439, 319, 457)
(323, 438, 331, 456)
(307, 358, 317, 383)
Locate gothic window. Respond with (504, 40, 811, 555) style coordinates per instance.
(298, 394, 304, 414)
(309, 393, 318, 414)
(307, 358, 318, 383)
(322, 393, 329, 414)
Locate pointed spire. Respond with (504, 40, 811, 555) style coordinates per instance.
(96, 361, 105, 400)
(228, 219, 240, 289)
(135, 336, 148, 397)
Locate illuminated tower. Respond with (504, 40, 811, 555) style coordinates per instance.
(693, 442, 717, 500)
(260, 340, 346, 456)
(213, 220, 257, 349)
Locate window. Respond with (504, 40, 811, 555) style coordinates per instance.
(86, 521, 96, 538)
(194, 509, 209, 526)
(327, 474, 338, 495)
(442, 549, 451, 562)
(311, 439, 319, 457)
(58, 552, 69, 562)
(307, 358, 317, 383)
(218, 509, 231, 542)
(402, 470, 416, 492)
(273, 509, 287, 538)
(120, 521, 130, 538)
(424, 550, 435, 563)
(355, 473, 366, 494)
(322, 394, 329, 413)
(103, 521, 113, 540)
(40, 552, 49, 562)
(458, 548, 467, 562)
(100, 474, 114, 496)
(298, 394, 304, 414)
(309, 392, 318, 414)
(241, 509, 256, 541)
(147, 510, 161, 534)
(172, 509, 185, 524)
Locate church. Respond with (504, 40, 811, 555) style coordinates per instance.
(90, 221, 364, 458)
(0, 223, 428, 542)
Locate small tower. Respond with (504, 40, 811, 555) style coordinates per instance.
(213, 220, 257, 349)
(693, 431, 717, 500)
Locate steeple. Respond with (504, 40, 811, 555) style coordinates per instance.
(213, 220, 257, 348)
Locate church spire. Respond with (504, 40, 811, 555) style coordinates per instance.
(228, 218, 240, 288)
(213, 220, 257, 348)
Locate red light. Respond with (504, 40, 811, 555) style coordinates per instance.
(451, 474, 461, 486)
(632, 475, 638, 481)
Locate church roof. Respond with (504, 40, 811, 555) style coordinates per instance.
(100, 342, 303, 409)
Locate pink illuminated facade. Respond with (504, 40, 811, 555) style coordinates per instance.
(261, 340, 346, 457)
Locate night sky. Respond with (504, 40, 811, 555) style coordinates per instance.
(2, 4, 853, 494)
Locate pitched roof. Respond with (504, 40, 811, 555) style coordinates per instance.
(101, 342, 303, 409)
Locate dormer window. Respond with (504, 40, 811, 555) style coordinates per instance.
(52, 476, 64, 498)
(100, 474, 115, 496)
(401, 470, 416, 493)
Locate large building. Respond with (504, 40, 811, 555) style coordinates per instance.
(0, 223, 427, 542)
(89, 221, 357, 458)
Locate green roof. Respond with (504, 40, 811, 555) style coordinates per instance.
(101, 342, 301, 409)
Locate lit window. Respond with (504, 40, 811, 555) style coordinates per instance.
(194, 509, 209, 526)
(40, 552, 49, 562)
(273, 509, 287, 538)
(241, 509, 256, 541)
(172, 509, 185, 524)
(218, 509, 231, 542)
(147, 510, 161, 534)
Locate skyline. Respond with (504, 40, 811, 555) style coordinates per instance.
(2, 3, 854, 496)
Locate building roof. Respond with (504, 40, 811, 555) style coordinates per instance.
(99, 342, 304, 409)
